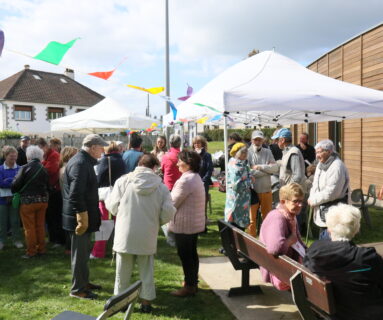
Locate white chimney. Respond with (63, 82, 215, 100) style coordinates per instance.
(64, 68, 74, 80)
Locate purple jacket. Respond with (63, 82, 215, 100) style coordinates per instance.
(0, 163, 20, 205)
(259, 207, 305, 290)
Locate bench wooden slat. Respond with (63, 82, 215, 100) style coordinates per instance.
(220, 221, 336, 315)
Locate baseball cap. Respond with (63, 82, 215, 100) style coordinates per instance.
(82, 134, 108, 147)
(20, 135, 30, 141)
(271, 128, 292, 140)
(251, 130, 264, 140)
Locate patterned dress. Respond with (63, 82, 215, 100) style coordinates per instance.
(224, 157, 251, 228)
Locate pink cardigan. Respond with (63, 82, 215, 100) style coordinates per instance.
(259, 208, 305, 290)
(169, 171, 206, 234)
(161, 147, 182, 190)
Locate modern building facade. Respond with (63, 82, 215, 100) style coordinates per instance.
(292, 23, 383, 191)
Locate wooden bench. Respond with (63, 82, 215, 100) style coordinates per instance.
(51, 280, 142, 320)
(218, 220, 335, 320)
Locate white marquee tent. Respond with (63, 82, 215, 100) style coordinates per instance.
(177, 50, 383, 126)
(51, 98, 155, 134)
(176, 50, 383, 180)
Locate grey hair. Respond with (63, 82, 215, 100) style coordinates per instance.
(326, 204, 361, 241)
(26, 145, 44, 161)
(315, 139, 334, 153)
(169, 134, 181, 148)
(235, 146, 248, 159)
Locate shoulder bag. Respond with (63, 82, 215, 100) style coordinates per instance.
(98, 156, 113, 201)
(12, 165, 44, 209)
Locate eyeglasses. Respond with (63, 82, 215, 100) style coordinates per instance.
(287, 199, 304, 205)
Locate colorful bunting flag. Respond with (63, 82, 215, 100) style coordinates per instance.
(210, 114, 223, 122)
(127, 85, 165, 95)
(169, 101, 177, 120)
(0, 30, 4, 57)
(88, 56, 128, 80)
(178, 84, 193, 101)
(34, 38, 79, 65)
(196, 117, 208, 124)
(88, 70, 115, 80)
(194, 102, 221, 113)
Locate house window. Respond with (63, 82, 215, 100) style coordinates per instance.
(48, 107, 64, 120)
(14, 105, 33, 121)
(76, 108, 85, 113)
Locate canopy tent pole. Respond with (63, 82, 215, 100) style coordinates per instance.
(180, 123, 184, 151)
(223, 113, 229, 188)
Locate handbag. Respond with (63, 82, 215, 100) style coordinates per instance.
(218, 173, 226, 193)
(319, 192, 348, 223)
(12, 165, 44, 209)
(98, 157, 113, 201)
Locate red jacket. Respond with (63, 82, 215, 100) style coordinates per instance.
(161, 147, 181, 191)
(42, 148, 60, 190)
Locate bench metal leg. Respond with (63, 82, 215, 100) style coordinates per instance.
(362, 207, 372, 229)
(228, 268, 263, 297)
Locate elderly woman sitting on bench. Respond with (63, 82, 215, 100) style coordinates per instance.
(259, 183, 306, 291)
(304, 204, 383, 320)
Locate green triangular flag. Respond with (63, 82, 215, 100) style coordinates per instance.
(33, 38, 79, 65)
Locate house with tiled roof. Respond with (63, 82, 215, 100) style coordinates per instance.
(0, 65, 104, 134)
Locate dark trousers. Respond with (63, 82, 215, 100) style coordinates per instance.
(174, 233, 199, 286)
(46, 190, 65, 245)
(70, 232, 91, 293)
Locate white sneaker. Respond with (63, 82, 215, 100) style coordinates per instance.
(14, 241, 23, 249)
(0, 242, 4, 250)
(89, 254, 99, 259)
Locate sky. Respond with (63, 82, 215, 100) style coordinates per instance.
(0, 0, 382, 119)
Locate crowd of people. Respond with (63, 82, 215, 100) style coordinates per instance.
(0, 128, 382, 318)
(0, 132, 214, 314)
(224, 128, 383, 320)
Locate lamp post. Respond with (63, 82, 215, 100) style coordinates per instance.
(165, 0, 170, 115)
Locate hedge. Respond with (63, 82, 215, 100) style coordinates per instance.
(202, 128, 276, 141)
(0, 130, 22, 139)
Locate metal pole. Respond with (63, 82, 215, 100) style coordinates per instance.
(165, 0, 170, 114)
(223, 114, 228, 188)
(146, 94, 150, 117)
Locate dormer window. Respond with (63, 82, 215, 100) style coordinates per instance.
(33, 74, 42, 80)
(60, 78, 68, 83)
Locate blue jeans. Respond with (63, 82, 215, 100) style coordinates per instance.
(0, 204, 21, 243)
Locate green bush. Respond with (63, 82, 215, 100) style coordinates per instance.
(0, 130, 22, 139)
(203, 128, 276, 141)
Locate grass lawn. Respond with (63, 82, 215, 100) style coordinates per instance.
(0, 189, 230, 320)
(0, 186, 381, 320)
(207, 141, 224, 154)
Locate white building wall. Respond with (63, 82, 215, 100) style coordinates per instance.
(2, 100, 89, 135)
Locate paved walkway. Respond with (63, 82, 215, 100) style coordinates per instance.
(199, 256, 301, 320)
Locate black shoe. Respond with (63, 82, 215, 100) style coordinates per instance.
(140, 304, 153, 313)
(69, 290, 98, 300)
(86, 283, 102, 290)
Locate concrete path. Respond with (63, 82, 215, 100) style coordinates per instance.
(199, 256, 301, 320)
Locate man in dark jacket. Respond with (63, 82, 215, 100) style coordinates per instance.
(296, 133, 316, 168)
(62, 134, 108, 300)
(16, 136, 30, 166)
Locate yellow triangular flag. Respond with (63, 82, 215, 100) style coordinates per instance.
(127, 85, 165, 94)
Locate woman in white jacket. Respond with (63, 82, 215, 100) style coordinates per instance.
(308, 140, 349, 240)
(105, 154, 176, 313)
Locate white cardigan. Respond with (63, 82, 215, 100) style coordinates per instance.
(106, 166, 176, 255)
(308, 157, 349, 227)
